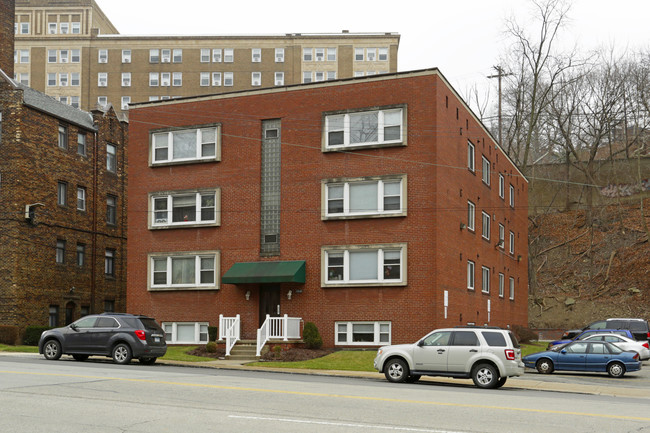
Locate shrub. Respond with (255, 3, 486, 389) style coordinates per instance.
(23, 326, 51, 346)
(205, 341, 217, 353)
(512, 324, 538, 344)
(208, 326, 218, 341)
(302, 322, 323, 349)
(0, 326, 19, 345)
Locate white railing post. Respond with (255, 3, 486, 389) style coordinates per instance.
(283, 314, 288, 341)
(224, 314, 240, 357)
(218, 314, 223, 340)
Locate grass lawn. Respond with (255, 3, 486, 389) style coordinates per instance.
(0, 344, 39, 353)
(159, 346, 212, 362)
(249, 350, 378, 371)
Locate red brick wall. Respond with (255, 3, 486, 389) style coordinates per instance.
(128, 71, 529, 346)
(0, 0, 15, 77)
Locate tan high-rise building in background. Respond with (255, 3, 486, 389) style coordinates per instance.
(13, 0, 400, 114)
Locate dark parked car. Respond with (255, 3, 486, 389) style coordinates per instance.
(39, 313, 167, 365)
(583, 318, 650, 343)
(523, 340, 641, 378)
(547, 329, 634, 350)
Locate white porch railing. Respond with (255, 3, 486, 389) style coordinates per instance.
(256, 314, 302, 356)
(219, 314, 241, 357)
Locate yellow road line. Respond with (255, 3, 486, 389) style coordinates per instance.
(3, 370, 650, 422)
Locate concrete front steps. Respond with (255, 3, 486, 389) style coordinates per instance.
(223, 339, 305, 361)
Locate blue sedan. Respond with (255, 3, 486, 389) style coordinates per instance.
(523, 340, 641, 378)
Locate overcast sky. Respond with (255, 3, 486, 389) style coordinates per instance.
(95, 0, 649, 101)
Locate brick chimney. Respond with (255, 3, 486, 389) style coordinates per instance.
(0, 0, 15, 78)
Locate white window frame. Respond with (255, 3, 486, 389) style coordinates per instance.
(20, 22, 30, 34)
(482, 266, 490, 294)
(498, 224, 505, 248)
(59, 22, 69, 34)
(48, 50, 57, 63)
(251, 72, 261, 86)
(335, 321, 391, 346)
(47, 73, 56, 86)
(71, 22, 80, 34)
(324, 106, 406, 151)
(77, 187, 86, 211)
(200, 72, 210, 86)
(468, 141, 475, 172)
(150, 49, 160, 63)
(327, 47, 337, 61)
(121, 96, 131, 110)
(303, 48, 313, 61)
(509, 277, 515, 300)
(149, 189, 220, 228)
(322, 175, 406, 219)
(173, 49, 182, 63)
(98, 49, 108, 63)
(224, 48, 234, 63)
(59, 50, 69, 63)
(274, 72, 284, 86)
(122, 49, 131, 63)
(378, 47, 389, 61)
(275, 48, 284, 62)
(97, 96, 107, 107)
(149, 72, 159, 87)
(467, 201, 475, 231)
(467, 260, 475, 290)
(162, 322, 210, 344)
(59, 73, 68, 86)
(303, 71, 312, 83)
(161, 49, 171, 63)
(509, 231, 515, 255)
(366, 48, 377, 61)
(200, 48, 210, 63)
(71, 49, 80, 63)
(509, 184, 515, 208)
(482, 156, 490, 185)
(98, 72, 107, 87)
(212, 72, 222, 86)
(71, 72, 80, 86)
(327, 71, 336, 81)
(482, 211, 490, 240)
(19, 49, 29, 63)
(224, 72, 233, 86)
(172, 72, 182, 86)
(71, 96, 80, 108)
(48, 22, 57, 34)
(499, 273, 505, 298)
(121, 72, 131, 87)
(315, 48, 325, 61)
(251, 48, 261, 62)
(354, 47, 364, 61)
(321, 243, 407, 288)
(213, 48, 222, 62)
(107, 143, 117, 172)
(150, 125, 221, 165)
(161, 72, 171, 87)
(149, 252, 219, 291)
(499, 174, 505, 199)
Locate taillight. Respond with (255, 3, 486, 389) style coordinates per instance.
(633, 353, 639, 360)
(505, 349, 515, 360)
(135, 330, 146, 341)
(643, 342, 649, 349)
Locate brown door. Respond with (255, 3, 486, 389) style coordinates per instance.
(259, 285, 281, 326)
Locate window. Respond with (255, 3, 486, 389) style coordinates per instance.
(77, 133, 86, 156)
(173, 49, 182, 63)
(275, 48, 284, 62)
(468, 141, 475, 172)
(46, 73, 55, 86)
(251, 72, 261, 86)
(161, 72, 171, 86)
(212, 72, 222, 86)
(378, 47, 388, 61)
(149, 96, 159, 102)
(482, 212, 490, 240)
(71, 96, 80, 109)
(323, 175, 405, 219)
(161, 49, 171, 63)
(499, 174, 505, 199)
(315, 48, 325, 61)
(482, 266, 490, 293)
(59, 50, 69, 63)
(251, 48, 261, 62)
(499, 273, 505, 297)
(104, 300, 115, 312)
(162, 322, 210, 344)
(121, 72, 131, 87)
(16, 73, 29, 85)
(498, 224, 505, 248)
(98, 49, 108, 63)
(327, 71, 336, 81)
(200, 72, 210, 86)
(59, 73, 68, 86)
(223, 72, 233, 86)
(355, 48, 364, 61)
(48, 22, 57, 34)
(509, 231, 515, 254)
(20, 23, 30, 34)
(509, 277, 515, 300)
(150, 253, 219, 290)
(49, 306, 59, 327)
(324, 107, 404, 150)
(77, 244, 85, 267)
(509, 184, 515, 207)
(212, 48, 222, 62)
(107, 143, 116, 172)
(315, 71, 325, 82)
(56, 240, 66, 264)
(303, 48, 313, 61)
(98, 72, 107, 87)
(60, 22, 69, 34)
(482, 156, 491, 185)
(151, 126, 219, 165)
(58, 125, 68, 149)
(149, 72, 159, 86)
(58, 96, 68, 105)
(77, 187, 86, 211)
(200, 49, 210, 62)
(150, 189, 219, 228)
(107, 195, 117, 225)
(105, 249, 115, 277)
(121, 96, 131, 110)
(48, 50, 57, 63)
(366, 48, 377, 61)
(327, 48, 337, 61)
(97, 96, 108, 107)
(71, 72, 80, 86)
(71, 22, 80, 34)
(467, 201, 475, 231)
(19, 50, 29, 63)
(172, 72, 182, 86)
(322, 244, 406, 287)
(336, 322, 390, 346)
(150, 49, 160, 63)
(467, 261, 475, 290)
(303, 71, 312, 83)
(224, 48, 234, 62)
(71, 49, 80, 63)
(274, 72, 284, 86)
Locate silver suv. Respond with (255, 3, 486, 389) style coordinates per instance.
(373, 327, 525, 388)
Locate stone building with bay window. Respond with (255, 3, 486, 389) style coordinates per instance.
(127, 69, 528, 349)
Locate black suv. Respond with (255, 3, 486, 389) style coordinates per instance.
(38, 313, 167, 365)
(584, 318, 650, 343)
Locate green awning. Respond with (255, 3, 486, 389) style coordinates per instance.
(222, 260, 306, 284)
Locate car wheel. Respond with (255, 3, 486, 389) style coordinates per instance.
(139, 357, 157, 365)
(405, 374, 421, 383)
(72, 354, 89, 361)
(43, 339, 62, 360)
(496, 377, 507, 388)
(536, 358, 554, 374)
(384, 358, 409, 383)
(112, 343, 132, 365)
(472, 363, 499, 389)
(607, 362, 625, 378)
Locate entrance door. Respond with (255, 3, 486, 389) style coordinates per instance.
(259, 285, 281, 327)
(65, 301, 76, 325)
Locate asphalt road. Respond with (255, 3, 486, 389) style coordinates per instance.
(1, 353, 650, 433)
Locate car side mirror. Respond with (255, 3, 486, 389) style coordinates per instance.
(70, 323, 78, 331)
(560, 349, 567, 354)
(417, 340, 424, 347)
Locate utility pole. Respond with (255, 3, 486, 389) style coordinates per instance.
(487, 66, 512, 146)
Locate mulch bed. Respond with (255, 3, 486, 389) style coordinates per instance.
(186, 345, 334, 362)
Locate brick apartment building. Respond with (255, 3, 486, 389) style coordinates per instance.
(127, 69, 529, 348)
(0, 0, 128, 338)
(14, 0, 399, 114)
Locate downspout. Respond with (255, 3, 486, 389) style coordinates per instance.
(91, 127, 98, 313)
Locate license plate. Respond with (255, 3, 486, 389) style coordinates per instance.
(154, 337, 160, 343)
